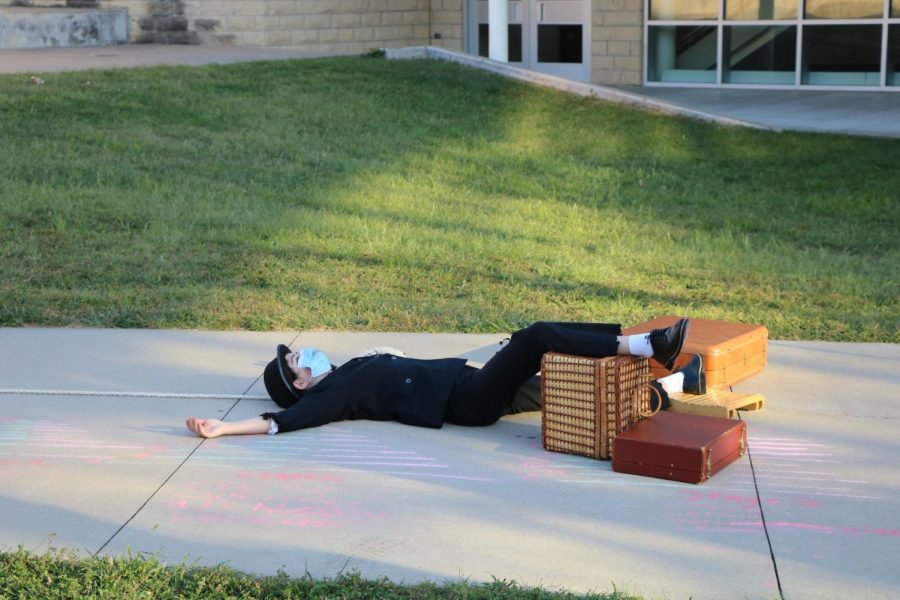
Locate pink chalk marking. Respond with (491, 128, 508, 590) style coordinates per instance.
(750, 452, 833, 457)
(302, 460, 448, 467)
(519, 462, 569, 480)
(682, 490, 759, 505)
(13, 443, 144, 450)
(130, 444, 168, 460)
(729, 521, 900, 536)
(750, 441, 826, 447)
(0, 457, 47, 467)
(786, 470, 843, 476)
(679, 490, 827, 511)
(749, 474, 867, 484)
(312, 450, 417, 455)
(755, 488, 880, 500)
(21, 453, 113, 461)
(167, 474, 390, 530)
(258, 472, 342, 482)
(313, 454, 436, 461)
(377, 471, 492, 481)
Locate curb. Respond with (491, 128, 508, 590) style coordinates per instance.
(386, 46, 777, 132)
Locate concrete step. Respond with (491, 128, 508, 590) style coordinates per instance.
(0, 6, 128, 49)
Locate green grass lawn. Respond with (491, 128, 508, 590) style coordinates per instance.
(0, 56, 897, 341)
(0, 548, 637, 600)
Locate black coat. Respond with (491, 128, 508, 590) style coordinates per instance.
(262, 354, 468, 433)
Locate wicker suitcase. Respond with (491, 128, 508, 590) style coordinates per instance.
(541, 353, 658, 460)
(622, 316, 768, 389)
(612, 411, 747, 484)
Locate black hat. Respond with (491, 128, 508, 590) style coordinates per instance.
(263, 344, 302, 409)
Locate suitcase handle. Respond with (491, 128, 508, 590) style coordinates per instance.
(640, 384, 663, 419)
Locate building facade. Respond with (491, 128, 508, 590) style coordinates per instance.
(101, 0, 898, 90)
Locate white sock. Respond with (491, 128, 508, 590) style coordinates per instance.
(626, 333, 654, 357)
(657, 372, 685, 395)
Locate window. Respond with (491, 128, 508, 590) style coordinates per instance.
(478, 24, 523, 62)
(804, 0, 884, 19)
(648, 26, 717, 82)
(803, 25, 882, 85)
(889, 25, 900, 85)
(644, 0, 895, 88)
(537, 25, 582, 63)
(650, 0, 719, 20)
(725, 0, 796, 20)
(724, 25, 796, 83)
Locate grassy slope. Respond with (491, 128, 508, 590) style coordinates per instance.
(0, 57, 897, 340)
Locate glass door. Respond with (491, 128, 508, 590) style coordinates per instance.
(530, 1, 590, 81)
(467, 0, 590, 81)
(474, 0, 527, 66)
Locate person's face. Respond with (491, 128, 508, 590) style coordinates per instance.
(285, 352, 314, 390)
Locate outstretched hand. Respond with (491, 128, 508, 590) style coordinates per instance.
(185, 416, 228, 438)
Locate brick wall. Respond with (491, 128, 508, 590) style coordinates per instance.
(591, 0, 643, 85)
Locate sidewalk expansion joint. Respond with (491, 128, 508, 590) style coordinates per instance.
(92, 372, 270, 557)
(741, 412, 786, 600)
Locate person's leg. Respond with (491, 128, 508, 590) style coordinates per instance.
(445, 322, 621, 426)
(649, 354, 706, 411)
(445, 319, 691, 426)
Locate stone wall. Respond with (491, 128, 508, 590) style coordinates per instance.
(102, 0, 433, 49)
(98, 0, 642, 86)
(139, 0, 196, 43)
(591, 0, 643, 85)
(428, 0, 462, 52)
(195, 0, 432, 50)
(100, 0, 466, 52)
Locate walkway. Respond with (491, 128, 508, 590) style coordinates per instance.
(1, 328, 898, 599)
(624, 85, 900, 138)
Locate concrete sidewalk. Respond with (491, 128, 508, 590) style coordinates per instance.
(1, 328, 898, 599)
(622, 86, 900, 139)
(0, 44, 338, 73)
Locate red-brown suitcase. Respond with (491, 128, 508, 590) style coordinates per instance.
(612, 411, 747, 484)
(622, 316, 768, 389)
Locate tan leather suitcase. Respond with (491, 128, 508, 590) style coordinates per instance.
(622, 316, 768, 389)
(612, 411, 747, 484)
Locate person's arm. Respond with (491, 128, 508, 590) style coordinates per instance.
(185, 416, 270, 439)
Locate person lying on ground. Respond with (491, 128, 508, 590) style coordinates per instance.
(185, 319, 705, 439)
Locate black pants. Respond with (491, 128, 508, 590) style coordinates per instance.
(444, 321, 621, 426)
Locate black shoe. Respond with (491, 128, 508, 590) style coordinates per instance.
(647, 318, 690, 371)
(675, 354, 706, 395)
(649, 380, 670, 412)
